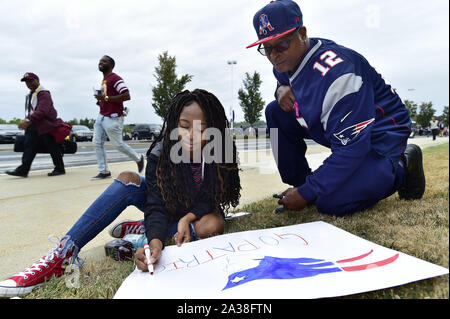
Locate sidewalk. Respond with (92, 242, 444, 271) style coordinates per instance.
(0, 140, 150, 152)
(0, 137, 448, 280)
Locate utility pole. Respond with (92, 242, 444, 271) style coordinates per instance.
(227, 60, 237, 130)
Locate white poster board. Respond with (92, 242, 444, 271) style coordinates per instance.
(114, 221, 448, 299)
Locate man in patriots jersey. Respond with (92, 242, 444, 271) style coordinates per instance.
(247, 0, 425, 216)
(92, 55, 144, 180)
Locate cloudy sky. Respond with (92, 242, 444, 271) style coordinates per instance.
(0, 0, 448, 125)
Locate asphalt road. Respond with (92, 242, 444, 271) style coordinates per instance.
(1, 135, 441, 173)
(0, 138, 315, 172)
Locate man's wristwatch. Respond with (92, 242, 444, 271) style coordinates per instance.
(105, 96, 110, 102)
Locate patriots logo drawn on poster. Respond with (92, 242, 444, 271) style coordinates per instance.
(333, 118, 375, 146)
(223, 249, 399, 290)
(259, 14, 274, 35)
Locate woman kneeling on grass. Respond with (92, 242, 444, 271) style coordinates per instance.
(0, 89, 241, 297)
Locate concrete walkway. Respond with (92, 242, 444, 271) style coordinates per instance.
(0, 137, 448, 280)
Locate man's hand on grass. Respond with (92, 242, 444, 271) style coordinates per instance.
(278, 187, 308, 211)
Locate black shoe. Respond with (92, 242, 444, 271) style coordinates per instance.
(48, 169, 65, 177)
(137, 155, 144, 173)
(91, 172, 112, 180)
(6, 170, 27, 178)
(398, 144, 426, 200)
(273, 205, 286, 214)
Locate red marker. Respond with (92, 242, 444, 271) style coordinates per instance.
(144, 244, 154, 275)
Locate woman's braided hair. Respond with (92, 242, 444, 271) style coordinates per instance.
(148, 89, 241, 217)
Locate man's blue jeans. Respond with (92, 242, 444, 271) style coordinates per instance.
(93, 114, 141, 173)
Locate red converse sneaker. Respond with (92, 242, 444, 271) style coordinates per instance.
(0, 242, 73, 297)
(108, 219, 145, 238)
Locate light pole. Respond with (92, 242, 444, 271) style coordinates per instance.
(227, 60, 237, 130)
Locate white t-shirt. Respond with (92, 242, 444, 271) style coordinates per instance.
(430, 120, 439, 130)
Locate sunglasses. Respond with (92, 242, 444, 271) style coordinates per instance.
(257, 28, 300, 56)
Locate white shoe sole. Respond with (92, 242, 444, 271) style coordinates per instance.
(0, 281, 43, 298)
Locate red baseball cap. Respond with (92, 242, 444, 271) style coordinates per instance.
(20, 72, 39, 82)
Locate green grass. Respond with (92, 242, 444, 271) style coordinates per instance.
(25, 143, 449, 299)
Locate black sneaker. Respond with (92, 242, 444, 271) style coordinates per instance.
(48, 169, 65, 177)
(6, 170, 28, 178)
(137, 155, 144, 173)
(398, 144, 426, 200)
(91, 172, 112, 180)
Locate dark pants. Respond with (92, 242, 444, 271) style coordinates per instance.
(265, 100, 312, 187)
(265, 100, 405, 216)
(16, 123, 65, 175)
(432, 129, 438, 140)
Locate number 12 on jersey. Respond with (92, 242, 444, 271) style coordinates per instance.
(313, 50, 344, 76)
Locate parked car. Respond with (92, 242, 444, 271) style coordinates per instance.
(0, 124, 24, 143)
(229, 127, 244, 136)
(70, 125, 93, 142)
(131, 124, 162, 140)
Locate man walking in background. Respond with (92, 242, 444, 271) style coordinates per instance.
(429, 117, 439, 141)
(92, 55, 144, 180)
(6, 72, 65, 177)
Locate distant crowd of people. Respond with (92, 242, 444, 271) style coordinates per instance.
(416, 117, 448, 140)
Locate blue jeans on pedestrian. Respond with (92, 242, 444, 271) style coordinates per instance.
(61, 175, 197, 264)
(93, 114, 141, 173)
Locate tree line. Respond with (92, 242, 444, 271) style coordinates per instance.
(3, 51, 447, 130)
(151, 51, 265, 127)
(404, 100, 449, 128)
(2, 51, 264, 128)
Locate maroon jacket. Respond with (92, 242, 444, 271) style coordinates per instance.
(26, 90, 61, 135)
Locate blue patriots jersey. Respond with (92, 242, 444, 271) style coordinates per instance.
(273, 38, 411, 202)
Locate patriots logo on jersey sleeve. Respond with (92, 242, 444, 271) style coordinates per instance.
(333, 118, 375, 145)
